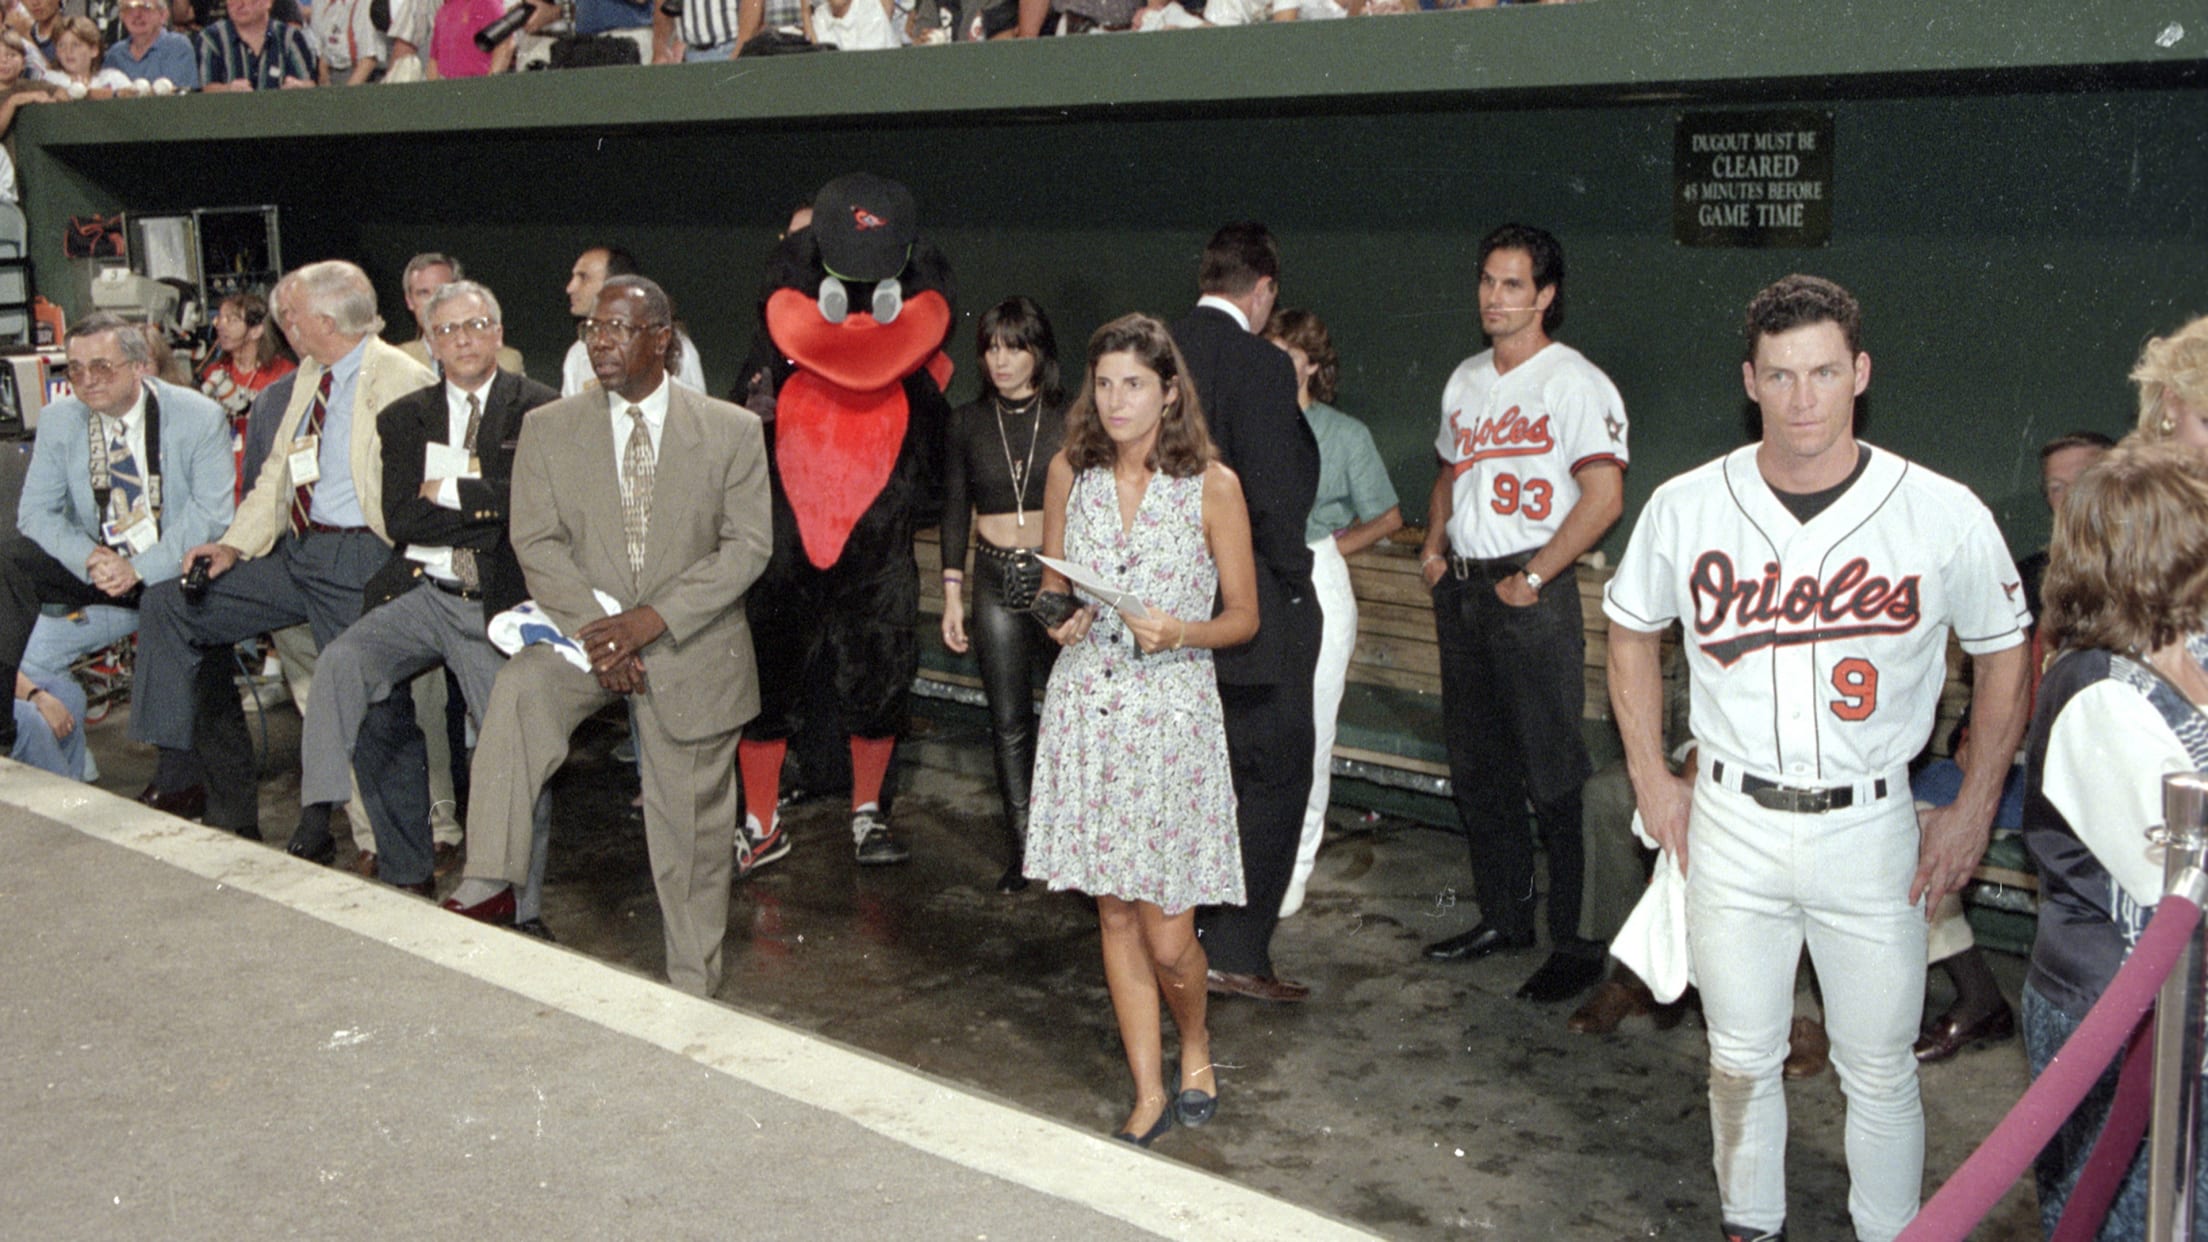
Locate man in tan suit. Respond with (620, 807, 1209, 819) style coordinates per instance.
(443, 275, 770, 997)
(134, 260, 438, 847)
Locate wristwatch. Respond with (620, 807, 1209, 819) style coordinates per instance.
(1522, 569, 1545, 594)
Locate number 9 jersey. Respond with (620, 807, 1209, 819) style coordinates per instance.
(1603, 443, 2030, 786)
(1436, 341, 1629, 560)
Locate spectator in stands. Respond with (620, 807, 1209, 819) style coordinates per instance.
(812, 0, 894, 47)
(2131, 313, 2208, 450)
(1261, 307, 1400, 918)
(939, 296, 1067, 894)
(50, 16, 129, 95)
(20, 0, 60, 63)
(310, 0, 386, 84)
(198, 0, 316, 91)
(558, 245, 704, 395)
(1130, 0, 1203, 30)
(197, 290, 298, 494)
(427, 0, 515, 77)
(0, 32, 62, 141)
(2022, 436, 2208, 1240)
(395, 252, 524, 376)
(708, 0, 811, 57)
(102, 0, 194, 87)
(381, 0, 433, 77)
(1197, 0, 1292, 24)
(523, 0, 670, 62)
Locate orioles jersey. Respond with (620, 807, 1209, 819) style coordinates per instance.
(1436, 340, 1628, 560)
(1603, 443, 2028, 786)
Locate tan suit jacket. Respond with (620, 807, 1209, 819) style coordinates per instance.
(223, 336, 437, 556)
(508, 383, 771, 741)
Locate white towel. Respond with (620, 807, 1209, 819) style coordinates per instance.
(1612, 809, 1694, 1004)
(486, 593, 625, 671)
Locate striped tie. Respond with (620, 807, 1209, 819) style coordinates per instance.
(287, 371, 334, 536)
(451, 392, 484, 592)
(621, 405, 654, 576)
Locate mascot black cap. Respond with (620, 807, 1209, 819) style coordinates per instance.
(813, 173, 918, 284)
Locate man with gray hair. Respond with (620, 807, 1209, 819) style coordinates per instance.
(295, 280, 560, 905)
(395, 252, 525, 378)
(0, 312, 248, 818)
(133, 260, 437, 851)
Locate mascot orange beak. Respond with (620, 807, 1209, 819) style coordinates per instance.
(766, 287, 952, 394)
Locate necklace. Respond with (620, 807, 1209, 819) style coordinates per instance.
(993, 392, 1042, 528)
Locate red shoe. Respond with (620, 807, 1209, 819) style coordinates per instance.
(441, 887, 516, 925)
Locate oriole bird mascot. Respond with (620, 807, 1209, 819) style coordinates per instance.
(736, 172, 953, 868)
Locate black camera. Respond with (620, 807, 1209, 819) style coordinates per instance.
(474, 2, 533, 52)
(181, 555, 212, 604)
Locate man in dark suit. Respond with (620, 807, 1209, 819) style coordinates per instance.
(295, 280, 560, 899)
(444, 275, 771, 997)
(1172, 222, 1323, 1003)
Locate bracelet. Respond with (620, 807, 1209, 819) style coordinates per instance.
(941, 571, 963, 584)
(1171, 618, 1185, 651)
(1420, 553, 1444, 568)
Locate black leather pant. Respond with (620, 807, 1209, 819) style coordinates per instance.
(970, 541, 1058, 861)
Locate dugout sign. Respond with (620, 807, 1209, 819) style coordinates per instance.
(1673, 110, 1834, 248)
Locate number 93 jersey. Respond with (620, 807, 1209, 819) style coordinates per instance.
(1603, 443, 2030, 785)
(1436, 341, 1628, 559)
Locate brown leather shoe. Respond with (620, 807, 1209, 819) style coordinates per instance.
(432, 842, 463, 877)
(352, 851, 379, 880)
(137, 782, 208, 821)
(1783, 1016, 1829, 1080)
(1205, 970, 1310, 1003)
(1914, 1002, 2017, 1064)
(1568, 976, 1656, 1034)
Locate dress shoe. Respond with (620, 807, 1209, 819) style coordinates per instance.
(1113, 1109, 1174, 1148)
(286, 827, 337, 867)
(1783, 1016, 1829, 1080)
(1914, 1002, 2017, 1064)
(996, 864, 1030, 894)
(514, 917, 557, 942)
(1517, 952, 1605, 1003)
(441, 886, 516, 926)
(352, 851, 380, 880)
(432, 842, 463, 877)
(1569, 975, 1657, 1034)
(137, 782, 207, 821)
(1204, 970, 1310, 1003)
(1421, 924, 1534, 962)
(1172, 1087, 1217, 1128)
(396, 878, 435, 897)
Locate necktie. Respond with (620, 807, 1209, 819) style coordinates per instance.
(105, 426, 143, 526)
(451, 393, 484, 593)
(622, 405, 654, 576)
(288, 370, 334, 536)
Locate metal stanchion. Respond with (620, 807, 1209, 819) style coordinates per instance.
(2149, 773, 2208, 1240)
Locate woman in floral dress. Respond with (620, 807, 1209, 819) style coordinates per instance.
(1027, 313, 1258, 1146)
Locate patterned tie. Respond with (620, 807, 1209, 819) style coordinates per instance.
(621, 404, 654, 577)
(451, 392, 484, 593)
(288, 370, 334, 536)
(105, 426, 143, 526)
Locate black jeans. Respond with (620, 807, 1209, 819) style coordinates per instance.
(970, 541, 1057, 848)
(1432, 561, 1595, 952)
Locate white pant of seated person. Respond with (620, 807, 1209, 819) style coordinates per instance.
(1283, 536, 1355, 918)
(1688, 767, 1926, 1242)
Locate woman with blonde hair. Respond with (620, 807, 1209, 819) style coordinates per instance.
(2129, 313, 2208, 449)
(1026, 313, 1258, 1145)
(2022, 435, 2208, 1239)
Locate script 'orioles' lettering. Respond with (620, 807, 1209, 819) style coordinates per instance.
(1448, 404, 1555, 464)
(1688, 550, 1922, 665)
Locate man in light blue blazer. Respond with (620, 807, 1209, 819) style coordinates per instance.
(0, 313, 251, 821)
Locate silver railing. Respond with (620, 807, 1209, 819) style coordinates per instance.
(2149, 773, 2208, 1239)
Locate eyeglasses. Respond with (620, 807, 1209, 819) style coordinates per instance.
(577, 317, 662, 345)
(119, 2, 163, 12)
(430, 316, 499, 340)
(64, 358, 130, 382)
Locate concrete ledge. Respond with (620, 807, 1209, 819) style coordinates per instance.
(0, 761, 1375, 1241)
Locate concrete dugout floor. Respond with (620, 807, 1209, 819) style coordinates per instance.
(9, 695, 2044, 1240)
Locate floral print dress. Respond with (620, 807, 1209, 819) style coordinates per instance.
(1025, 466, 1243, 914)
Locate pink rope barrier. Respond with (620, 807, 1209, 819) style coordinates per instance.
(1899, 892, 2203, 1242)
(2051, 1018, 2155, 1242)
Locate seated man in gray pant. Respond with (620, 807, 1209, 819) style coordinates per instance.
(296, 280, 560, 918)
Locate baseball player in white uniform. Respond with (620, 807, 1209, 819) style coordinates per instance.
(1603, 275, 2030, 1242)
(1417, 224, 1628, 1004)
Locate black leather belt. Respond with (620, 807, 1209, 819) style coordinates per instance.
(1446, 553, 1527, 582)
(1711, 759, 1889, 815)
(427, 575, 483, 602)
(304, 522, 369, 535)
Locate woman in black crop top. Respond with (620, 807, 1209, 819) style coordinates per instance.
(941, 297, 1067, 892)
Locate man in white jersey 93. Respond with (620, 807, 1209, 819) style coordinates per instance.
(1417, 224, 1627, 1006)
(1601, 275, 2030, 1242)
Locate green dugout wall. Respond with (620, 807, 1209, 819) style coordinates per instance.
(14, 0, 2205, 555)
